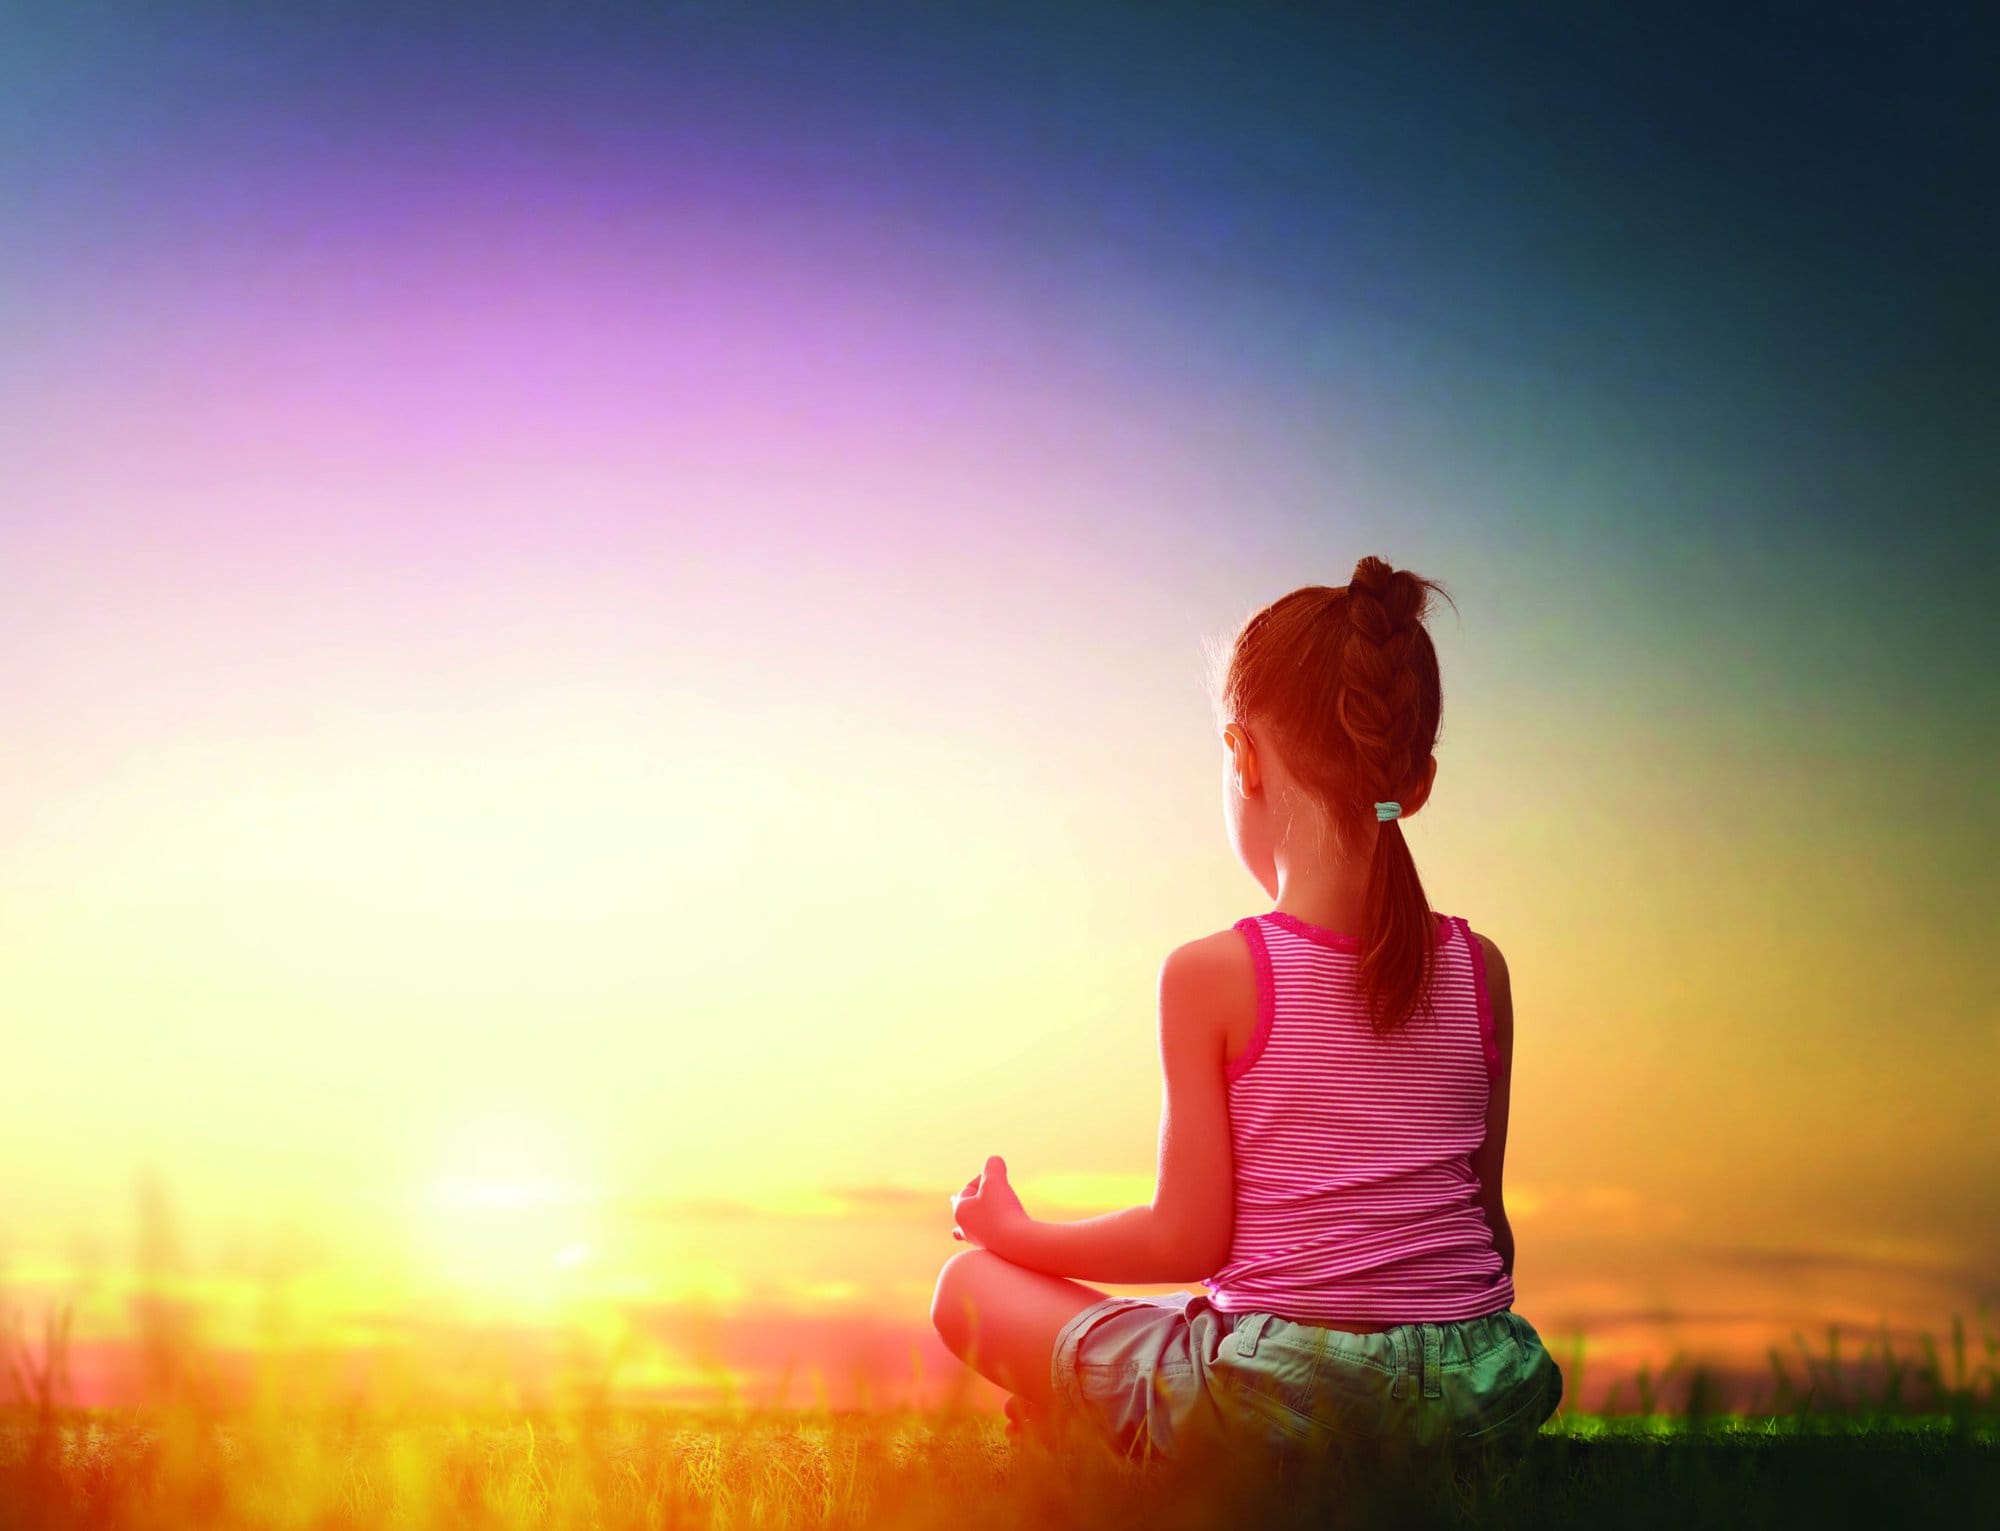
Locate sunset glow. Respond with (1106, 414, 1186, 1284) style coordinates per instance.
(2, 4, 1993, 1421)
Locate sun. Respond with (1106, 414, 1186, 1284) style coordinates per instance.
(408, 1112, 603, 1317)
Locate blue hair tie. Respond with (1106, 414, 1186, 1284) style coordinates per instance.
(1375, 801, 1402, 822)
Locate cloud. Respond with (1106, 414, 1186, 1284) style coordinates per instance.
(1688, 1238, 1986, 1282)
(627, 1186, 941, 1223)
(1506, 1183, 1688, 1229)
(623, 1175, 1162, 1227)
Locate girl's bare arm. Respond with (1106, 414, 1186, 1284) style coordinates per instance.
(1467, 933, 1515, 1280)
(972, 934, 1240, 1283)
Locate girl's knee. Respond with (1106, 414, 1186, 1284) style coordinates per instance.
(929, 1248, 997, 1345)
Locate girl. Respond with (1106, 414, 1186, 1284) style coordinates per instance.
(929, 556, 1564, 1464)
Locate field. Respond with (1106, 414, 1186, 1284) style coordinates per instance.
(3, 1313, 1995, 1529)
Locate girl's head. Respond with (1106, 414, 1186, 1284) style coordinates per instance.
(1206, 555, 1455, 1037)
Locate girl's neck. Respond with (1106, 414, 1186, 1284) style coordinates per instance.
(1269, 860, 1371, 938)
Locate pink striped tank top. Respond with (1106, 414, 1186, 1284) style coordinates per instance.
(1202, 908, 1515, 1326)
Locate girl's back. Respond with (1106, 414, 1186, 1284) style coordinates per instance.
(1208, 908, 1513, 1327)
(932, 556, 1562, 1465)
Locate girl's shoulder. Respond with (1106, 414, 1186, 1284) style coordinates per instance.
(1160, 924, 1260, 986)
(1159, 925, 1262, 1064)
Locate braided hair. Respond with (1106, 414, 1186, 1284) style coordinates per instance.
(1211, 555, 1454, 1037)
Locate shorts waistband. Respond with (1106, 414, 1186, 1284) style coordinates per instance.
(1388, 1321, 1449, 1400)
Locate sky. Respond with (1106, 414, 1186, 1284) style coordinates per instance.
(1, 2, 1995, 1413)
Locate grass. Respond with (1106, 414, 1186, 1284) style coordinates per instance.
(2, 1305, 1995, 1529)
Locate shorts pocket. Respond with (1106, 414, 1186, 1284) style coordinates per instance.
(1451, 1317, 1560, 1448)
(1214, 1373, 1318, 1449)
(1210, 1343, 1325, 1449)
(1454, 1368, 1558, 1449)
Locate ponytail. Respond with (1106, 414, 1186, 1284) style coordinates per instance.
(1217, 555, 1453, 1037)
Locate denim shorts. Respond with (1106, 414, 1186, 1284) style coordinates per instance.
(1048, 1291, 1563, 1463)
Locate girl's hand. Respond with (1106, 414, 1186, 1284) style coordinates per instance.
(949, 1155, 1027, 1254)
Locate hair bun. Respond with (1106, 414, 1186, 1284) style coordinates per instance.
(1347, 555, 1397, 598)
(1345, 555, 1425, 637)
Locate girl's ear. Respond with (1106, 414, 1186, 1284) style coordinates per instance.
(1225, 723, 1260, 795)
(1405, 753, 1439, 813)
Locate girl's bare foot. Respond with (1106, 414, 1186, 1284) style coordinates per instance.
(1004, 1393, 1061, 1446)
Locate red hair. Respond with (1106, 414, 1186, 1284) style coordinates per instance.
(1211, 555, 1455, 1038)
